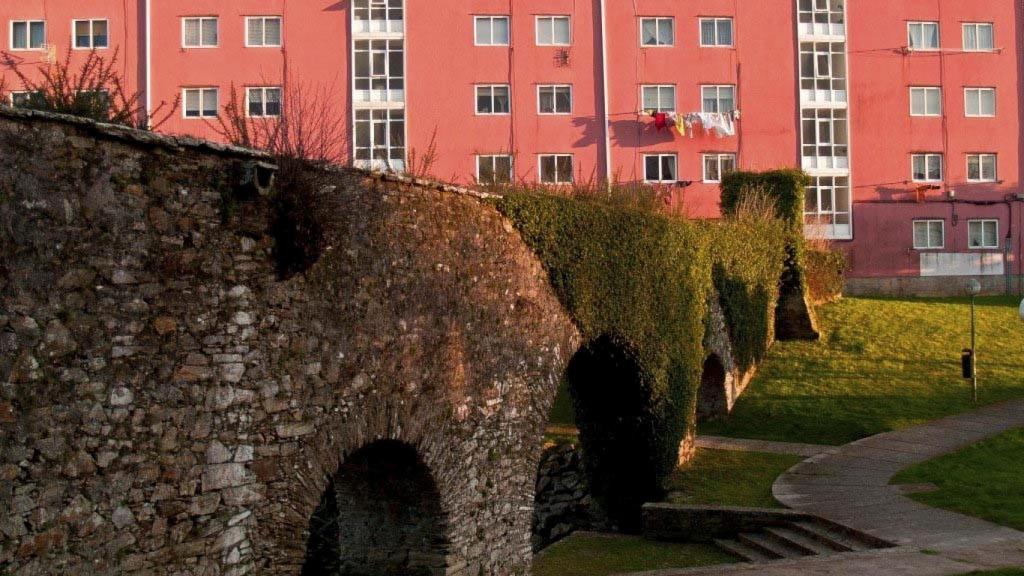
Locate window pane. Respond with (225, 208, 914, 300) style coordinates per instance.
(662, 156, 676, 181)
(963, 25, 977, 50)
(541, 156, 555, 182)
(30, 22, 45, 47)
(966, 92, 979, 116)
(266, 19, 282, 45)
(929, 222, 943, 246)
(641, 19, 657, 45)
(981, 90, 995, 115)
(978, 25, 993, 50)
(913, 156, 925, 180)
(969, 222, 983, 248)
(924, 23, 938, 48)
(202, 19, 218, 45)
(75, 21, 91, 48)
(926, 89, 940, 114)
(248, 89, 263, 116)
(12, 22, 27, 49)
(701, 20, 715, 45)
(911, 89, 925, 114)
(475, 18, 490, 44)
(705, 157, 719, 182)
(202, 89, 218, 115)
(494, 18, 509, 44)
(720, 87, 735, 111)
(477, 88, 492, 113)
(493, 86, 509, 113)
(909, 25, 922, 48)
(185, 90, 200, 116)
(537, 19, 552, 44)
(93, 20, 108, 47)
(913, 223, 928, 248)
(266, 89, 281, 116)
(557, 156, 572, 181)
(984, 222, 998, 247)
(553, 18, 570, 44)
(645, 156, 659, 181)
(248, 18, 264, 45)
(721, 155, 736, 174)
(702, 87, 717, 112)
(968, 156, 980, 180)
(642, 87, 658, 110)
(658, 20, 673, 45)
(184, 20, 200, 46)
(539, 88, 554, 113)
(929, 156, 942, 180)
(983, 155, 995, 179)
(555, 88, 571, 112)
(717, 20, 733, 45)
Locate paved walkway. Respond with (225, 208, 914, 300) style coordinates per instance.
(621, 399, 1024, 576)
(696, 435, 832, 458)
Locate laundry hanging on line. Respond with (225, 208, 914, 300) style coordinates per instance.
(644, 109, 741, 138)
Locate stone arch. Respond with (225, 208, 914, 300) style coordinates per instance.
(566, 334, 661, 532)
(696, 354, 728, 422)
(301, 440, 450, 576)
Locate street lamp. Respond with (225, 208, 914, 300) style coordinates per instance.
(965, 279, 982, 403)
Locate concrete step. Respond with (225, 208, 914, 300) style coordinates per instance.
(737, 532, 808, 559)
(763, 526, 837, 556)
(713, 538, 773, 563)
(786, 520, 873, 552)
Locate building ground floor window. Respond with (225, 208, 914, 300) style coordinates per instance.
(643, 154, 677, 183)
(354, 108, 405, 171)
(477, 155, 512, 184)
(913, 220, 945, 250)
(804, 175, 851, 240)
(968, 219, 999, 249)
(539, 154, 573, 184)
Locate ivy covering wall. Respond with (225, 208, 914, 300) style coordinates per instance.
(495, 192, 788, 529)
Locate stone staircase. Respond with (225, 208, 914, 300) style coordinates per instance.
(714, 519, 889, 562)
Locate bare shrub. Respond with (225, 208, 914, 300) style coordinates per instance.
(0, 48, 177, 130)
(729, 184, 778, 223)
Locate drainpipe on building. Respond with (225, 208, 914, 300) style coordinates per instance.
(145, 0, 152, 128)
(598, 0, 613, 190)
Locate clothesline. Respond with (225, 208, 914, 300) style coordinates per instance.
(644, 109, 741, 138)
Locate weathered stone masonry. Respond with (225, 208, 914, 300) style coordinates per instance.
(0, 109, 578, 575)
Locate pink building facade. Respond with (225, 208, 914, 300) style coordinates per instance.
(2, 0, 1023, 295)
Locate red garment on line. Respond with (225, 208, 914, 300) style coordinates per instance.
(653, 112, 668, 131)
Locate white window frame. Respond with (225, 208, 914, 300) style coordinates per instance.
(537, 84, 572, 115)
(10, 20, 46, 51)
(966, 154, 997, 183)
(702, 153, 736, 183)
(353, 108, 406, 171)
(475, 84, 510, 115)
(182, 17, 218, 48)
(804, 175, 852, 240)
(908, 21, 940, 51)
(701, 85, 736, 113)
(245, 87, 282, 118)
(538, 154, 573, 184)
(182, 87, 219, 119)
(699, 17, 734, 47)
(641, 85, 676, 113)
(968, 219, 1000, 249)
(72, 19, 109, 50)
(639, 17, 674, 47)
(474, 15, 510, 46)
(909, 86, 941, 117)
(643, 154, 678, 184)
(911, 153, 943, 182)
(476, 154, 513, 184)
(962, 22, 994, 52)
(535, 16, 571, 46)
(8, 90, 35, 107)
(913, 220, 945, 250)
(245, 16, 282, 47)
(964, 87, 996, 118)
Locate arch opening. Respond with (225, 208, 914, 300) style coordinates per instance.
(696, 354, 728, 422)
(301, 440, 450, 576)
(566, 334, 663, 532)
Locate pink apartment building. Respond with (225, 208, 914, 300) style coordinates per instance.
(2, 0, 1022, 295)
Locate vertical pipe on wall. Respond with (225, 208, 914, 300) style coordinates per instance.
(598, 0, 613, 187)
(144, 0, 151, 127)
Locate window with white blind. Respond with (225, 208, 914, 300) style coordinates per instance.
(911, 153, 943, 182)
(962, 23, 994, 51)
(538, 85, 572, 115)
(475, 16, 509, 46)
(246, 87, 282, 117)
(477, 155, 513, 184)
(476, 85, 510, 114)
(699, 18, 733, 47)
(640, 18, 673, 47)
(73, 19, 108, 49)
(967, 154, 997, 182)
(913, 220, 944, 249)
(910, 87, 941, 116)
(642, 85, 675, 112)
(536, 16, 570, 46)
(183, 87, 219, 118)
(908, 22, 939, 50)
(539, 154, 573, 183)
(182, 17, 218, 48)
(11, 21, 45, 50)
(246, 17, 281, 47)
(644, 154, 677, 183)
(964, 88, 995, 117)
(968, 219, 999, 249)
(703, 153, 736, 183)
(701, 85, 735, 113)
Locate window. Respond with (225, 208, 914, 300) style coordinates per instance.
(965, 88, 995, 117)
(797, 0, 845, 36)
(912, 154, 943, 182)
(11, 21, 45, 50)
(640, 18, 673, 47)
(73, 19, 108, 49)
(182, 17, 218, 48)
(910, 87, 941, 116)
(246, 87, 282, 117)
(354, 0, 404, 23)
(644, 154, 677, 183)
(354, 108, 405, 171)
(246, 17, 282, 47)
(539, 154, 573, 184)
(183, 87, 219, 118)
(913, 220, 945, 249)
(967, 154, 997, 182)
(799, 41, 847, 97)
(538, 85, 571, 115)
(968, 219, 999, 249)
(805, 175, 852, 240)
(536, 16, 570, 46)
(963, 23, 994, 51)
(700, 18, 733, 47)
(476, 85, 510, 115)
(354, 39, 405, 103)
(642, 85, 676, 112)
(802, 108, 849, 169)
(9, 91, 42, 108)
(908, 22, 939, 50)
(477, 155, 513, 184)
(703, 153, 736, 183)
(701, 85, 735, 113)
(475, 16, 509, 45)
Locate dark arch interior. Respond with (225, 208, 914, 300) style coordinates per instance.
(697, 354, 728, 422)
(301, 440, 450, 576)
(567, 334, 662, 532)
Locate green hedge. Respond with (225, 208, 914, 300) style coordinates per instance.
(720, 169, 811, 230)
(495, 192, 786, 529)
(804, 249, 846, 303)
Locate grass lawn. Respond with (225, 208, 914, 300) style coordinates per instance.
(532, 532, 736, 576)
(700, 297, 1024, 445)
(666, 449, 802, 508)
(892, 428, 1024, 531)
(960, 570, 1024, 576)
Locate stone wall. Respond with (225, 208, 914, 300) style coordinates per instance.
(0, 109, 579, 575)
(846, 275, 1019, 297)
(531, 444, 604, 551)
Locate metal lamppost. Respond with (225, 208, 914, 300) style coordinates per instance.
(965, 279, 982, 403)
